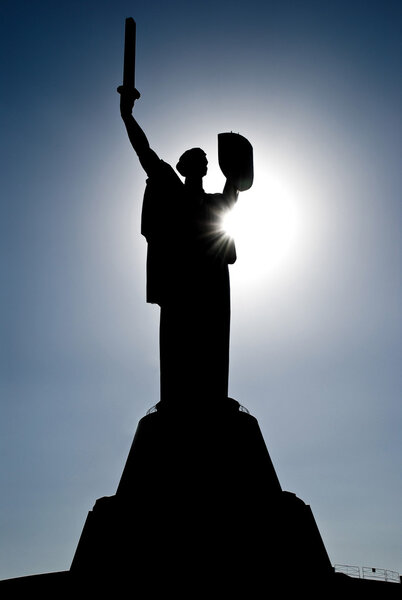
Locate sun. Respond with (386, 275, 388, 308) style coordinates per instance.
(220, 174, 301, 284)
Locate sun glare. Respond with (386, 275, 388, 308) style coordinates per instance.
(221, 174, 301, 284)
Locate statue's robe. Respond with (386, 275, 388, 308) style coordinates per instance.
(141, 159, 236, 406)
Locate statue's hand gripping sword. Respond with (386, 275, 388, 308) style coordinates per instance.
(117, 18, 140, 101)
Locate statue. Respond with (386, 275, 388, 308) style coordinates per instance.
(117, 20, 253, 408)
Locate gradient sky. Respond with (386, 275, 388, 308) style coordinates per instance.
(1, 0, 401, 581)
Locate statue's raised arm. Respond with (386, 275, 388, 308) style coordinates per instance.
(117, 86, 160, 177)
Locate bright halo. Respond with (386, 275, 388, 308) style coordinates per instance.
(221, 174, 301, 283)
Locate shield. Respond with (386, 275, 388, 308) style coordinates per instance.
(218, 132, 254, 191)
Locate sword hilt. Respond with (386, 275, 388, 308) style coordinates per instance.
(117, 85, 141, 99)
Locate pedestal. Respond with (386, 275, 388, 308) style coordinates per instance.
(70, 399, 333, 595)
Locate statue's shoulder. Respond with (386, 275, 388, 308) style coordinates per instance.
(148, 159, 182, 187)
(141, 161, 183, 239)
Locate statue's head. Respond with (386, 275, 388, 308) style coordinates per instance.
(176, 148, 208, 178)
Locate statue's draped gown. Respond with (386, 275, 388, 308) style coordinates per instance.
(141, 160, 236, 407)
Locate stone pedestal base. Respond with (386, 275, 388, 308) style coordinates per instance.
(70, 400, 332, 594)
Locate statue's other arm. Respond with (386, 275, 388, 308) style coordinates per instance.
(118, 86, 160, 177)
(222, 179, 239, 210)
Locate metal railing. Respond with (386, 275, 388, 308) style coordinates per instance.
(334, 564, 401, 584)
(334, 564, 361, 579)
(362, 566, 400, 583)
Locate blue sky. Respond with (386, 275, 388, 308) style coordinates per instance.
(1, 0, 401, 580)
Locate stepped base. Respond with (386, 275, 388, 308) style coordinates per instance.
(70, 400, 332, 593)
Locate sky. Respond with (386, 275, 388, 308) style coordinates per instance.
(1, 0, 401, 581)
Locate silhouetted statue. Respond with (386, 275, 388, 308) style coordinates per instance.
(118, 88, 246, 407)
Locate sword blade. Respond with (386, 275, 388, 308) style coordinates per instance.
(123, 17, 136, 89)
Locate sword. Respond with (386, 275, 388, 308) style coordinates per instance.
(119, 17, 140, 99)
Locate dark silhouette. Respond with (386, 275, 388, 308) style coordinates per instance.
(116, 19, 254, 408)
